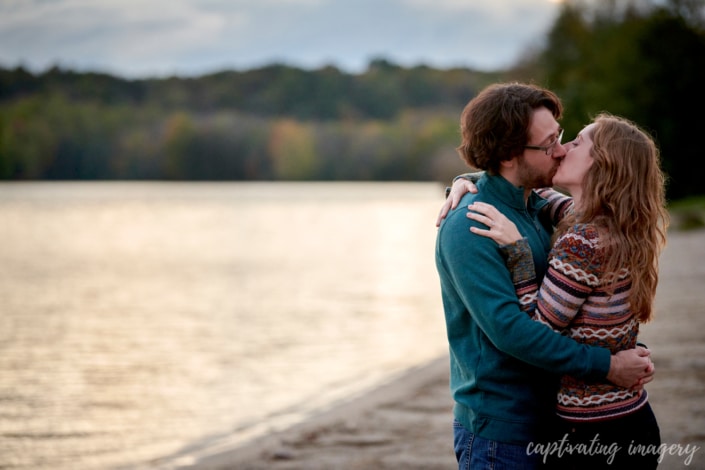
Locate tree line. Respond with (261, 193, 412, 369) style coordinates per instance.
(0, 60, 497, 182)
(0, 0, 703, 200)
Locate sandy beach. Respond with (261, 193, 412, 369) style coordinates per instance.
(173, 228, 705, 470)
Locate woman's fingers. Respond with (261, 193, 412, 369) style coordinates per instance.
(466, 210, 493, 228)
(466, 202, 498, 228)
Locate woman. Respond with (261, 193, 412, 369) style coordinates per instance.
(462, 113, 669, 468)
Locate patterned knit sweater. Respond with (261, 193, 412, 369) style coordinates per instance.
(502, 188, 648, 422)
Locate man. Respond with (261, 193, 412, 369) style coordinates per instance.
(434, 83, 653, 469)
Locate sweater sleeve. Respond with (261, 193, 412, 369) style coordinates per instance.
(535, 187, 574, 225)
(501, 238, 538, 315)
(501, 225, 600, 333)
(453, 171, 485, 184)
(533, 224, 602, 331)
(437, 206, 611, 380)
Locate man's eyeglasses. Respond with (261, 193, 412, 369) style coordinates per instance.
(524, 129, 564, 156)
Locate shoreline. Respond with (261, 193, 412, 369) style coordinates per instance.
(155, 229, 704, 470)
(162, 355, 455, 469)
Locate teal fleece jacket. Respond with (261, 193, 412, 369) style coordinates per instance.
(435, 173, 611, 445)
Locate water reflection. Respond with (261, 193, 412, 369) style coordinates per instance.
(0, 182, 449, 469)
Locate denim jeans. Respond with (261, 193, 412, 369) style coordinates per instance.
(454, 419, 540, 470)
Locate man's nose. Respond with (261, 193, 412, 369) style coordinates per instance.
(552, 143, 567, 159)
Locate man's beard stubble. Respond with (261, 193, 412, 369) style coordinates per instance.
(516, 155, 558, 189)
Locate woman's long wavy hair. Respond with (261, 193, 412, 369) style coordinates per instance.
(556, 113, 669, 322)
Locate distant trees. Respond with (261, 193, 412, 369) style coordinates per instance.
(0, 60, 489, 183)
(0, 0, 703, 200)
(529, 0, 705, 199)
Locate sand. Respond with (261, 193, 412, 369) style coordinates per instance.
(174, 229, 705, 470)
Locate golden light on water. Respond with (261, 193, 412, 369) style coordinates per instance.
(0, 182, 449, 469)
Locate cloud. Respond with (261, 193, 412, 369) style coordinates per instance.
(0, 0, 243, 74)
(0, 0, 560, 77)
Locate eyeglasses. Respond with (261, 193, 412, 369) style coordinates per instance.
(524, 128, 564, 156)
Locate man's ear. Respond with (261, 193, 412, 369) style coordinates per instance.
(499, 156, 519, 170)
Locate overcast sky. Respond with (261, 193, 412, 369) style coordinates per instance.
(0, 0, 565, 78)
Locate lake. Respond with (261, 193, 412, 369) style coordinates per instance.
(0, 181, 450, 469)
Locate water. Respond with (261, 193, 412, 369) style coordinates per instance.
(0, 181, 449, 469)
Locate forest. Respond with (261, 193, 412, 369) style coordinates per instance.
(1, 0, 704, 201)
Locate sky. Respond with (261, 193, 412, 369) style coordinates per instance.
(0, 0, 566, 79)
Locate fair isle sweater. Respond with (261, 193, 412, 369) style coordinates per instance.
(436, 175, 611, 446)
(504, 188, 648, 422)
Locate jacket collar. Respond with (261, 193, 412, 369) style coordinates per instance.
(480, 173, 549, 213)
